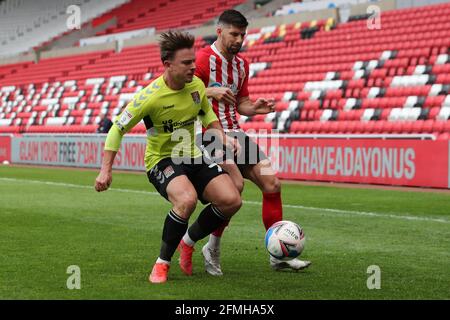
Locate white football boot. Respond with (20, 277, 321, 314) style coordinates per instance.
(270, 256, 312, 271)
(202, 244, 223, 276)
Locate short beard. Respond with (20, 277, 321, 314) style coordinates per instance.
(227, 46, 241, 55)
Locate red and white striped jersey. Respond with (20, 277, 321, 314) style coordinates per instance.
(195, 42, 249, 131)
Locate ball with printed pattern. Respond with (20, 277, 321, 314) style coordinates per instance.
(265, 220, 305, 261)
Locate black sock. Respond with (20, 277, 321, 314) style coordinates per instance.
(187, 204, 229, 242)
(159, 210, 188, 261)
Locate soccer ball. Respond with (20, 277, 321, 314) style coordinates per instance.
(265, 220, 305, 261)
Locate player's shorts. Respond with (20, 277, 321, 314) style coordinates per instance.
(146, 157, 227, 204)
(199, 130, 268, 174)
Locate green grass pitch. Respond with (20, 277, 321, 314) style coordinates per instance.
(0, 165, 449, 299)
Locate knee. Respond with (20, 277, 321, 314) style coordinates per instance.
(216, 191, 242, 217)
(230, 192, 242, 213)
(262, 176, 281, 193)
(235, 178, 244, 194)
(173, 194, 197, 219)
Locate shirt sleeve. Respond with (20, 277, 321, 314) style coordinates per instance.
(198, 86, 218, 128)
(194, 51, 209, 87)
(104, 88, 153, 151)
(114, 90, 151, 133)
(238, 59, 250, 98)
(104, 125, 123, 151)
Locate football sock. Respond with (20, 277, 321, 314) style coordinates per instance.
(207, 234, 221, 250)
(159, 209, 188, 262)
(187, 204, 229, 242)
(211, 220, 229, 237)
(156, 257, 170, 265)
(182, 232, 195, 247)
(262, 192, 283, 230)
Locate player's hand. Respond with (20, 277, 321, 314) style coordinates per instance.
(254, 97, 276, 114)
(210, 87, 236, 105)
(95, 169, 112, 192)
(225, 136, 241, 157)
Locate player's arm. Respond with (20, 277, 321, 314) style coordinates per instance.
(205, 87, 236, 106)
(237, 59, 275, 115)
(237, 96, 275, 116)
(95, 149, 116, 192)
(95, 90, 150, 192)
(206, 120, 240, 154)
(94, 127, 121, 192)
(199, 90, 240, 154)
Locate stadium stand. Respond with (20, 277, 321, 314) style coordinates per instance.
(274, 0, 382, 16)
(95, 0, 247, 36)
(0, 1, 449, 139)
(0, 0, 129, 58)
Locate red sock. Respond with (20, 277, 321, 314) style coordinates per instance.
(262, 192, 283, 230)
(212, 220, 230, 237)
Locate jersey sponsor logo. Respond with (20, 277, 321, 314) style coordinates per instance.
(162, 118, 196, 133)
(208, 82, 238, 95)
(191, 91, 201, 104)
(163, 119, 174, 133)
(163, 165, 175, 178)
(225, 83, 238, 95)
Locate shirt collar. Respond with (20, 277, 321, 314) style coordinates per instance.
(212, 42, 230, 61)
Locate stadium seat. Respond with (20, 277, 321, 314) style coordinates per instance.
(1, 1, 450, 139)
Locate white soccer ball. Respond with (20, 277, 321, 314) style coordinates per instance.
(265, 220, 305, 261)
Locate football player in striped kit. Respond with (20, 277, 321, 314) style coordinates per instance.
(178, 10, 311, 276)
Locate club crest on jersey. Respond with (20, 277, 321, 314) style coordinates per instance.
(191, 91, 201, 104)
(163, 165, 175, 178)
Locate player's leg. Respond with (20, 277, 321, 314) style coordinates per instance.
(241, 159, 282, 230)
(242, 162, 311, 271)
(211, 161, 244, 237)
(235, 131, 282, 230)
(202, 160, 243, 274)
(240, 137, 312, 271)
(219, 160, 244, 194)
(147, 160, 198, 283)
(201, 135, 244, 274)
(179, 162, 242, 276)
(200, 163, 243, 275)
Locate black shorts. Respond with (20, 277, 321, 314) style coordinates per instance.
(199, 130, 268, 174)
(147, 157, 227, 204)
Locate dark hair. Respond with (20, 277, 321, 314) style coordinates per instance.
(159, 30, 195, 63)
(218, 9, 248, 28)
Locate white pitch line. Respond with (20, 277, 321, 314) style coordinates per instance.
(245, 200, 450, 224)
(1, 177, 449, 224)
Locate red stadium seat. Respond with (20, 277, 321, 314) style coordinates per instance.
(2, 1, 450, 139)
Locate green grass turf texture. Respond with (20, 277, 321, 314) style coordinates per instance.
(0, 165, 449, 299)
